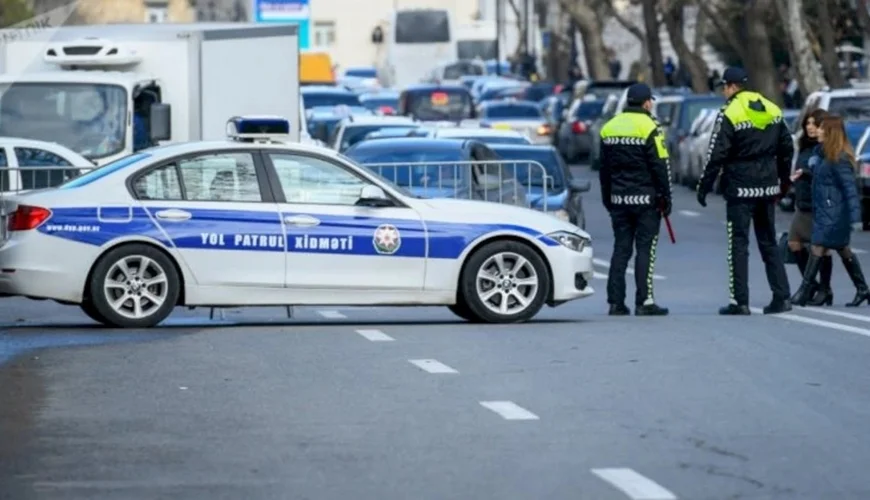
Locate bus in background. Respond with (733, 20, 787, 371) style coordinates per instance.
(456, 21, 497, 61)
(383, 8, 455, 89)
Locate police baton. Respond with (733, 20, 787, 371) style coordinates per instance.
(663, 214, 676, 244)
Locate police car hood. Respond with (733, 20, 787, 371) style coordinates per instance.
(414, 197, 589, 238)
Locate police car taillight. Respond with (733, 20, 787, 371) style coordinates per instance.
(8, 205, 51, 231)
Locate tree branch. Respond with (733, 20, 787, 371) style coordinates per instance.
(696, 1, 747, 61)
(600, 0, 645, 42)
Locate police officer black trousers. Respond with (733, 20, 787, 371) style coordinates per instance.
(607, 205, 661, 307)
(726, 199, 790, 306)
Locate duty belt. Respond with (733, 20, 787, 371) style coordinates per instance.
(611, 194, 652, 205)
(735, 186, 779, 198)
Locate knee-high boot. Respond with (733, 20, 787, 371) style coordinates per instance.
(842, 256, 870, 307)
(790, 248, 818, 303)
(794, 254, 823, 306)
(808, 256, 834, 306)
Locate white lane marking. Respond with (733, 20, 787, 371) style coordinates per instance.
(593, 258, 666, 280)
(795, 306, 870, 323)
(591, 468, 677, 499)
(594, 271, 608, 280)
(678, 210, 700, 217)
(479, 401, 539, 420)
(853, 248, 867, 254)
(750, 307, 870, 338)
(317, 310, 346, 319)
(409, 359, 458, 374)
(356, 329, 394, 341)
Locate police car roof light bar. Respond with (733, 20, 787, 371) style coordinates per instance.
(226, 116, 291, 143)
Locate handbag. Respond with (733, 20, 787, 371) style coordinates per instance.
(779, 232, 796, 264)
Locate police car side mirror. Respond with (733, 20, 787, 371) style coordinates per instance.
(569, 179, 591, 192)
(357, 184, 392, 207)
(149, 103, 171, 142)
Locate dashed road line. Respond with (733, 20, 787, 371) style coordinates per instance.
(751, 307, 870, 338)
(355, 329, 394, 341)
(593, 258, 666, 280)
(409, 359, 458, 374)
(316, 310, 346, 319)
(678, 210, 700, 217)
(479, 401, 539, 420)
(591, 468, 677, 499)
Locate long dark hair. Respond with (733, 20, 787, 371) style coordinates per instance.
(820, 114, 856, 167)
(798, 108, 827, 151)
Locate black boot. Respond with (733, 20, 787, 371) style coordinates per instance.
(790, 248, 818, 303)
(636, 303, 669, 316)
(808, 256, 834, 306)
(794, 254, 823, 306)
(842, 256, 870, 307)
(763, 298, 792, 314)
(719, 304, 751, 315)
(608, 303, 630, 316)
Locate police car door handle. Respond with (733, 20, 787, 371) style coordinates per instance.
(283, 214, 320, 227)
(155, 209, 192, 221)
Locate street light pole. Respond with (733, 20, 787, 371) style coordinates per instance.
(495, 0, 502, 75)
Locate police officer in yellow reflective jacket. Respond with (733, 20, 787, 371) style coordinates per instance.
(696, 67, 795, 315)
(600, 83, 672, 316)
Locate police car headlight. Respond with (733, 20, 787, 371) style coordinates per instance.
(548, 231, 589, 252)
(548, 209, 570, 221)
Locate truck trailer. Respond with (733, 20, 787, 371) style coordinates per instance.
(0, 23, 300, 165)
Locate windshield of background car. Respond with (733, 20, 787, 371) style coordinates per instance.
(680, 98, 725, 130)
(302, 91, 362, 110)
(483, 104, 542, 120)
(490, 148, 564, 189)
(575, 100, 605, 120)
(828, 96, 870, 120)
(340, 124, 418, 151)
(403, 89, 473, 121)
(0, 82, 127, 160)
(345, 149, 468, 187)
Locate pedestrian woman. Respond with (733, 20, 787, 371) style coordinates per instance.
(793, 115, 870, 306)
(787, 109, 829, 305)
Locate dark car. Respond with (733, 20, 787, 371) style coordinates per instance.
(556, 97, 606, 162)
(489, 143, 591, 228)
(664, 94, 725, 184)
(359, 91, 400, 115)
(398, 83, 476, 122)
(344, 138, 526, 207)
(301, 86, 363, 110)
(306, 106, 372, 142)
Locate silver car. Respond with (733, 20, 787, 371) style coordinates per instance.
(477, 99, 552, 145)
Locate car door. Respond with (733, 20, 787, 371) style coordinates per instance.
(130, 150, 285, 288)
(262, 150, 426, 291)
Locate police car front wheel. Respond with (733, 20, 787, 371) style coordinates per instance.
(460, 241, 550, 323)
(88, 244, 180, 328)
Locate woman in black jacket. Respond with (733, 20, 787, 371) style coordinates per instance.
(793, 115, 870, 306)
(788, 109, 829, 304)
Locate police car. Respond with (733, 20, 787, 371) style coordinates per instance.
(0, 117, 595, 328)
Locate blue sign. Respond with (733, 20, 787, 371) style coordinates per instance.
(252, 0, 309, 49)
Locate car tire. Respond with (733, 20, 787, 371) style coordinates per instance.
(87, 244, 180, 328)
(459, 240, 550, 324)
(448, 301, 481, 322)
(80, 300, 106, 324)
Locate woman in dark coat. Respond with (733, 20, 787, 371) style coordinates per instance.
(793, 115, 870, 306)
(788, 109, 829, 304)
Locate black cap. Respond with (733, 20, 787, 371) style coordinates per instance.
(720, 67, 749, 85)
(626, 83, 655, 105)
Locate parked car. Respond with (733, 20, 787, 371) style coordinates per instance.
(587, 93, 621, 170)
(477, 100, 552, 145)
(359, 90, 400, 115)
(677, 108, 719, 187)
(0, 137, 93, 192)
(556, 97, 606, 162)
(664, 94, 725, 182)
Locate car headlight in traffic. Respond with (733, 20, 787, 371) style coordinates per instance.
(548, 231, 590, 252)
(548, 209, 570, 221)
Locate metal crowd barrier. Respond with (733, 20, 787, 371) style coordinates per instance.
(359, 160, 552, 211)
(0, 166, 95, 193)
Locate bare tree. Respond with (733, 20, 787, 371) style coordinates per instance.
(772, 0, 827, 96)
(641, 0, 666, 86)
(505, 0, 528, 56)
(816, 0, 847, 87)
(661, 0, 709, 91)
(559, 0, 609, 79)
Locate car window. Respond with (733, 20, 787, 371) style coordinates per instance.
(484, 105, 542, 119)
(269, 153, 367, 205)
(14, 147, 75, 190)
(14, 147, 72, 166)
(133, 164, 183, 200)
(178, 152, 261, 202)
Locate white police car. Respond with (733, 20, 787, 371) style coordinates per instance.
(0, 117, 595, 328)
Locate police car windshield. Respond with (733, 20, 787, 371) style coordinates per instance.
(827, 96, 870, 120)
(484, 104, 542, 119)
(348, 150, 468, 188)
(490, 148, 564, 189)
(302, 92, 362, 110)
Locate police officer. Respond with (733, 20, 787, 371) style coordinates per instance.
(696, 67, 794, 315)
(600, 83, 672, 316)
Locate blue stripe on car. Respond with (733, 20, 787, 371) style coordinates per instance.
(38, 207, 559, 259)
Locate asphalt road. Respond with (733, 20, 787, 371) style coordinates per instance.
(2, 165, 870, 499)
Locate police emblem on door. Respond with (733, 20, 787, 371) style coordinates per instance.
(373, 224, 401, 255)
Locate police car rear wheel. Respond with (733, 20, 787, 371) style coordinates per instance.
(80, 300, 105, 324)
(89, 244, 180, 328)
(448, 301, 481, 322)
(460, 241, 549, 323)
